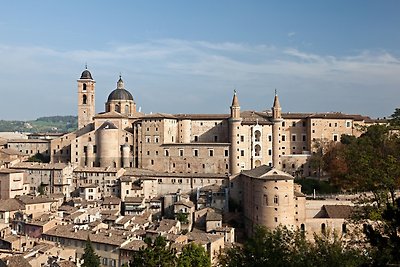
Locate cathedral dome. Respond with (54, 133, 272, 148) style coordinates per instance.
(80, 69, 93, 80)
(107, 76, 134, 101)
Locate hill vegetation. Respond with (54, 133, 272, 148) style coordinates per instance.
(0, 116, 77, 133)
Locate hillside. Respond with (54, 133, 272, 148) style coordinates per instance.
(0, 116, 78, 133)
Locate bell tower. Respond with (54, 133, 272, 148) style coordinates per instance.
(77, 67, 95, 129)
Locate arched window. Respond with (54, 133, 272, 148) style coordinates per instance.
(83, 83, 87, 91)
(88, 137, 92, 142)
(115, 105, 120, 113)
(125, 105, 129, 115)
(321, 223, 326, 235)
(125, 137, 128, 142)
(255, 144, 261, 157)
(82, 94, 87, 104)
(254, 130, 261, 142)
(300, 223, 305, 232)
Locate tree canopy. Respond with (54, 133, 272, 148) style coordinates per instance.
(82, 237, 100, 267)
(129, 236, 210, 267)
(323, 125, 400, 206)
(218, 226, 368, 267)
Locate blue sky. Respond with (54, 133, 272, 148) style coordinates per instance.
(0, 1, 399, 120)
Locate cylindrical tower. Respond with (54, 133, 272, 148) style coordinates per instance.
(242, 167, 295, 234)
(122, 143, 130, 168)
(98, 121, 120, 167)
(179, 119, 191, 143)
(229, 91, 242, 175)
(271, 93, 283, 169)
(86, 143, 94, 167)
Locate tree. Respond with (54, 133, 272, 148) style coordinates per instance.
(177, 243, 211, 267)
(389, 108, 400, 127)
(309, 138, 331, 178)
(324, 125, 400, 206)
(176, 212, 189, 224)
(130, 236, 176, 267)
(363, 197, 400, 266)
(218, 226, 368, 267)
(82, 237, 100, 267)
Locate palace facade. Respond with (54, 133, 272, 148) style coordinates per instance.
(50, 68, 379, 177)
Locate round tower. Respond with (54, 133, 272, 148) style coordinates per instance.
(229, 90, 242, 175)
(97, 121, 120, 168)
(122, 143, 130, 168)
(86, 143, 94, 167)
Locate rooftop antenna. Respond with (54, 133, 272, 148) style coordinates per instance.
(85, 62, 88, 70)
(275, 88, 277, 95)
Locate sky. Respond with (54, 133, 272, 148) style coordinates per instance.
(0, 1, 399, 120)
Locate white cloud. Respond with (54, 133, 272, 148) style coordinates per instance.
(0, 39, 399, 120)
(287, 32, 296, 37)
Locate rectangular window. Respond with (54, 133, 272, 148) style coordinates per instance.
(268, 149, 272, 156)
(224, 150, 229, 157)
(164, 149, 169, 156)
(292, 135, 296, 142)
(281, 135, 286, 142)
(209, 149, 214, 157)
(282, 121, 285, 127)
(179, 149, 184, 157)
(240, 150, 245, 157)
(240, 135, 244, 142)
(302, 135, 306, 142)
(193, 149, 199, 157)
(268, 135, 272, 142)
(333, 134, 338, 142)
(292, 121, 296, 127)
(194, 136, 199, 142)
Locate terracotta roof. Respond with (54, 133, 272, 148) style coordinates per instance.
(7, 139, 50, 143)
(121, 239, 147, 251)
(12, 162, 69, 170)
(124, 197, 144, 203)
(0, 168, 25, 174)
(323, 205, 353, 219)
(102, 196, 121, 205)
(94, 111, 126, 119)
(0, 255, 32, 267)
(44, 225, 134, 246)
(123, 168, 226, 178)
(73, 166, 121, 173)
(241, 110, 273, 125)
(156, 219, 179, 233)
(141, 113, 177, 119)
(174, 114, 230, 120)
(0, 198, 24, 211)
(200, 184, 225, 193)
(17, 195, 57, 205)
(206, 211, 222, 221)
(241, 165, 294, 180)
(174, 200, 195, 208)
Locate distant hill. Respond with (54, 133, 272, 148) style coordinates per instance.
(0, 116, 78, 133)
